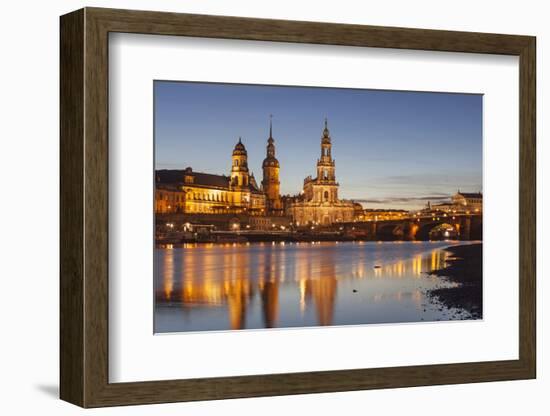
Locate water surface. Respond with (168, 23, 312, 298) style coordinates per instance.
(154, 241, 473, 333)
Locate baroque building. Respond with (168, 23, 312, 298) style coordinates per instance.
(287, 119, 355, 225)
(155, 118, 358, 226)
(451, 191, 483, 212)
(423, 191, 483, 214)
(155, 138, 266, 215)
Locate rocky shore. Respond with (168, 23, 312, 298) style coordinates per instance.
(428, 243, 483, 319)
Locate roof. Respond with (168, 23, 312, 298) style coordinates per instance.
(155, 183, 181, 192)
(248, 181, 263, 195)
(156, 169, 266, 195)
(232, 138, 247, 155)
(249, 175, 262, 194)
(156, 169, 230, 189)
(262, 156, 280, 168)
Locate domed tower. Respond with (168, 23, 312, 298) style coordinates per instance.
(262, 117, 282, 214)
(231, 137, 249, 188)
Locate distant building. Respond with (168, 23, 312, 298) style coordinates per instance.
(425, 201, 455, 213)
(452, 191, 483, 212)
(287, 119, 355, 226)
(422, 191, 482, 214)
(358, 209, 409, 221)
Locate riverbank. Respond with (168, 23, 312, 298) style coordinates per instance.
(428, 243, 482, 318)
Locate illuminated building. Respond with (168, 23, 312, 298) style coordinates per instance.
(451, 191, 483, 212)
(155, 186, 186, 214)
(423, 191, 483, 214)
(155, 137, 266, 215)
(155, 118, 361, 225)
(261, 116, 283, 215)
(358, 209, 409, 221)
(287, 119, 355, 225)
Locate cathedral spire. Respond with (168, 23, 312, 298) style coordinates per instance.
(262, 114, 282, 214)
(322, 117, 330, 142)
(266, 116, 275, 157)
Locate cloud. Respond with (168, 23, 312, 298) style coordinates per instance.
(367, 173, 482, 189)
(354, 194, 451, 205)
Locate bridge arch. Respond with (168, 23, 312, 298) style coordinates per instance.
(416, 221, 459, 240)
(376, 223, 405, 240)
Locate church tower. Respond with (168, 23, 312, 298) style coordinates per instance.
(262, 116, 283, 214)
(288, 117, 355, 226)
(231, 137, 249, 188)
(315, 118, 338, 202)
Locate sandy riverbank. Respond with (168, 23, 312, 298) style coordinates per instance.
(428, 243, 482, 319)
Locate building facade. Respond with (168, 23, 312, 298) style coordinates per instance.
(155, 185, 186, 214)
(451, 191, 483, 212)
(358, 209, 409, 222)
(287, 120, 355, 226)
(155, 119, 361, 226)
(422, 191, 483, 214)
(155, 138, 266, 215)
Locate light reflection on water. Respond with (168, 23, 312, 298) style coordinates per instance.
(154, 241, 469, 333)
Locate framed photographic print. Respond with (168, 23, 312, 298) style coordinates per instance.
(60, 7, 536, 407)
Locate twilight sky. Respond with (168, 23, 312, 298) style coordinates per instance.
(154, 81, 482, 210)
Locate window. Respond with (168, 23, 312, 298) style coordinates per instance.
(324, 190, 329, 201)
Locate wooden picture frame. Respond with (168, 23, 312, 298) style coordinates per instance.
(60, 7, 536, 408)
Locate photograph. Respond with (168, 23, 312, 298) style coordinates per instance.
(153, 81, 483, 333)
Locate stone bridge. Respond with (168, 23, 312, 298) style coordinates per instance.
(342, 213, 482, 241)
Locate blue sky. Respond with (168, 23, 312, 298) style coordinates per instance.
(154, 81, 482, 210)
